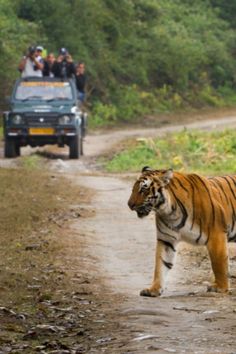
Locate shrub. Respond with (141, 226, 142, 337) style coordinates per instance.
(105, 129, 236, 175)
(89, 102, 117, 128)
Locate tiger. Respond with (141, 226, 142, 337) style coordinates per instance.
(128, 166, 236, 296)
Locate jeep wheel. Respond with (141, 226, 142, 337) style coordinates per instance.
(69, 135, 81, 159)
(81, 114, 87, 137)
(4, 139, 17, 158)
(16, 145, 21, 157)
(80, 136, 84, 156)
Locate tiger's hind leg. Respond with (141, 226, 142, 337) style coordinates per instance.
(140, 238, 177, 297)
(206, 232, 229, 293)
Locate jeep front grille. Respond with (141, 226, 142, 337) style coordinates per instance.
(25, 113, 58, 126)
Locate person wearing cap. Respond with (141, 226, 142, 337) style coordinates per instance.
(35, 46, 44, 62)
(51, 48, 76, 79)
(18, 46, 44, 78)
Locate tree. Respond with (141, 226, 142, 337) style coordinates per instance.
(0, 0, 40, 106)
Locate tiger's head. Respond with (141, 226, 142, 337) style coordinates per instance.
(128, 167, 173, 218)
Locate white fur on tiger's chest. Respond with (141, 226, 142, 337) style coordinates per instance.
(228, 222, 236, 242)
(180, 221, 208, 245)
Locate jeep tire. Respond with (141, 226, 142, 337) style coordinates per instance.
(16, 144, 21, 157)
(69, 135, 81, 159)
(80, 137, 83, 156)
(4, 138, 17, 158)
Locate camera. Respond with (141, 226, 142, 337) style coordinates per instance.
(59, 48, 70, 62)
(27, 46, 36, 58)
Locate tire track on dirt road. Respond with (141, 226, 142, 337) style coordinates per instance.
(83, 115, 236, 158)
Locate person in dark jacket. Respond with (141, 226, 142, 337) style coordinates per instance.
(43, 53, 56, 77)
(75, 62, 86, 102)
(52, 48, 76, 79)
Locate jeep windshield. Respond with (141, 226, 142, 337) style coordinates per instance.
(14, 81, 73, 101)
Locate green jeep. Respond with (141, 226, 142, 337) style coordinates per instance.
(3, 77, 86, 159)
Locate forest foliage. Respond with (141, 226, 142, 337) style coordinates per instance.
(1, 0, 236, 124)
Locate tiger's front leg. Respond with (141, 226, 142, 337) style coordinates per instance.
(140, 238, 177, 297)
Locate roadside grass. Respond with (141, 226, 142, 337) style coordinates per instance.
(20, 155, 42, 169)
(105, 129, 236, 175)
(0, 168, 90, 349)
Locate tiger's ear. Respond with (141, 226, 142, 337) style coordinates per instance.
(142, 166, 152, 173)
(161, 169, 173, 185)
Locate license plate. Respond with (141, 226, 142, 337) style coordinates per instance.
(29, 127, 55, 135)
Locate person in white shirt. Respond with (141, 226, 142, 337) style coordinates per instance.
(18, 46, 44, 78)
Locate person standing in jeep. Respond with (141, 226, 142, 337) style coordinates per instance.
(76, 61, 86, 102)
(43, 53, 56, 77)
(52, 48, 76, 79)
(18, 46, 44, 78)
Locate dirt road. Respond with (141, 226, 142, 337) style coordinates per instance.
(1, 115, 236, 353)
(72, 176, 236, 354)
(47, 116, 236, 353)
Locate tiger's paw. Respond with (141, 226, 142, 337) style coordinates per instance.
(140, 288, 163, 297)
(207, 284, 229, 294)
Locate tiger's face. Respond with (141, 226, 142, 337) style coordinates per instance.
(128, 167, 173, 218)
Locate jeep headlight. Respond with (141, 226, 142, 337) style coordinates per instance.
(12, 114, 24, 124)
(59, 115, 72, 124)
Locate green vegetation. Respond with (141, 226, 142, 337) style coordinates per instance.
(1, 1, 236, 125)
(20, 155, 41, 169)
(0, 0, 40, 100)
(106, 130, 236, 175)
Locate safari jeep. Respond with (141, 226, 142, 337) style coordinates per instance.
(3, 77, 86, 159)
